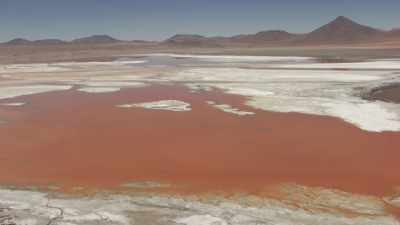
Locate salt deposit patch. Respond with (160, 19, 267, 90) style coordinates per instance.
(13, 218, 38, 225)
(223, 87, 274, 97)
(322, 100, 400, 132)
(118, 100, 191, 112)
(0, 85, 72, 100)
(55, 60, 147, 67)
(175, 215, 228, 225)
(0, 64, 68, 74)
(207, 101, 255, 116)
(77, 87, 121, 93)
(145, 53, 313, 63)
(0, 102, 26, 106)
(76, 81, 147, 88)
(248, 96, 400, 132)
(174, 68, 383, 82)
(278, 60, 400, 70)
(0, 60, 147, 75)
(175, 68, 400, 132)
(76, 81, 147, 93)
(120, 181, 171, 189)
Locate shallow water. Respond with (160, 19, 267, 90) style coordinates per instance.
(0, 84, 399, 197)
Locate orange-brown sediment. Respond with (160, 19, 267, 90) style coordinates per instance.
(0, 85, 399, 197)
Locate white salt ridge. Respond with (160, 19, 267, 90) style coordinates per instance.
(0, 64, 69, 73)
(76, 81, 147, 93)
(76, 81, 146, 87)
(224, 87, 274, 97)
(0, 85, 72, 100)
(118, 100, 191, 112)
(174, 68, 383, 82)
(55, 60, 147, 67)
(0, 102, 26, 106)
(207, 101, 255, 116)
(0, 60, 147, 74)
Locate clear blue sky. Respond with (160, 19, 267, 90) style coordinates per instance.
(0, 0, 399, 41)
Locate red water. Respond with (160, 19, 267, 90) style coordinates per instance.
(0, 84, 399, 197)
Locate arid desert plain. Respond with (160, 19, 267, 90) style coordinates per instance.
(0, 50, 400, 225)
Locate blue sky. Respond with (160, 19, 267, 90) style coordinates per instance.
(0, 0, 399, 41)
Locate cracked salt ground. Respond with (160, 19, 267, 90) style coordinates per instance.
(0, 185, 399, 225)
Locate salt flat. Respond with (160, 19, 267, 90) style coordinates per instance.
(0, 56, 400, 132)
(172, 67, 400, 132)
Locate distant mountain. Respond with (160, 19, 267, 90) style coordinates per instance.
(4, 38, 66, 45)
(33, 39, 67, 45)
(71, 35, 120, 44)
(230, 30, 298, 43)
(164, 34, 220, 47)
(5, 38, 32, 45)
(164, 30, 300, 47)
(164, 16, 395, 47)
(2, 17, 399, 47)
(298, 16, 383, 44)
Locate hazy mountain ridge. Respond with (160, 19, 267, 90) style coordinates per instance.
(2, 17, 399, 47)
(164, 16, 398, 46)
(71, 35, 120, 44)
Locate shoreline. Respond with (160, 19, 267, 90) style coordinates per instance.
(1, 183, 399, 225)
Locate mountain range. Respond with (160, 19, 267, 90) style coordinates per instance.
(164, 16, 399, 47)
(2, 16, 399, 47)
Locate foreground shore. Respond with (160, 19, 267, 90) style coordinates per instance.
(1, 183, 399, 225)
